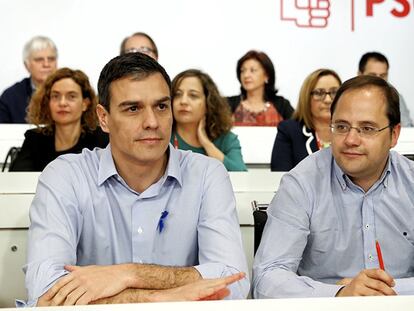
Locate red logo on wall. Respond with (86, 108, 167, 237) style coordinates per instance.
(280, 0, 412, 31)
(280, 0, 331, 28)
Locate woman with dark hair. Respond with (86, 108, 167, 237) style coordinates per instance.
(271, 68, 341, 171)
(228, 50, 294, 126)
(10, 67, 108, 171)
(171, 69, 247, 171)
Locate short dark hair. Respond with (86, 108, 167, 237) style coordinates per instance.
(358, 52, 389, 73)
(98, 52, 171, 112)
(330, 75, 400, 128)
(236, 50, 278, 101)
(120, 32, 158, 58)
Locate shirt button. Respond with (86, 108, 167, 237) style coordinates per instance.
(365, 224, 369, 229)
(368, 254, 374, 261)
(137, 227, 143, 234)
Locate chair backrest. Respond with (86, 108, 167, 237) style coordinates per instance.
(251, 200, 269, 255)
(1, 147, 21, 172)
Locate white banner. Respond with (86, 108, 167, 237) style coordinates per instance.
(1, 0, 413, 112)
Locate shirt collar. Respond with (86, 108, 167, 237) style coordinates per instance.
(333, 152, 391, 192)
(97, 144, 118, 186)
(97, 143, 183, 188)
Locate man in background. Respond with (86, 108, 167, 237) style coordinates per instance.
(120, 32, 158, 60)
(0, 36, 58, 123)
(358, 51, 413, 127)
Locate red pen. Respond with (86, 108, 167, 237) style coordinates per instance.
(375, 240, 385, 270)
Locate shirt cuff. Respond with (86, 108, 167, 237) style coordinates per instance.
(394, 278, 414, 295)
(311, 283, 344, 297)
(194, 262, 226, 279)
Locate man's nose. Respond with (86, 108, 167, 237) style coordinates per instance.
(343, 127, 361, 146)
(143, 108, 159, 129)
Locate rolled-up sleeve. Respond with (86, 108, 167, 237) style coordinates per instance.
(194, 162, 250, 298)
(253, 173, 342, 298)
(24, 160, 81, 306)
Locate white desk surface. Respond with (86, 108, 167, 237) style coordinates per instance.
(2, 295, 414, 311)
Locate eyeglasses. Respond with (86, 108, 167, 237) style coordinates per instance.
(330, 123, 391, 137)
(124, 46, 155, 56)
(311, 88, 338, 101)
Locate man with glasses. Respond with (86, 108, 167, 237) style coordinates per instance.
(0, 36, 58, 123)
(120, 32, 158, 60)
(253, 75, 414, 298)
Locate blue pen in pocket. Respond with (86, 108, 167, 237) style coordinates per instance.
(157, 211, 169, 233)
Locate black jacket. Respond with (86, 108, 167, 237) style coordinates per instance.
(9, 127, 109, 171)
(270, 119, 319, 171)
(0, 77, 33, 123)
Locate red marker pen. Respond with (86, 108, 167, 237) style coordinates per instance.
(375, 240, 385, 270)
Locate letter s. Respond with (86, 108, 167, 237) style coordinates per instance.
(391, 0, 410, 17)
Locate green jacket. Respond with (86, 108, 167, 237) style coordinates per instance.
(170, 131, 247, 171)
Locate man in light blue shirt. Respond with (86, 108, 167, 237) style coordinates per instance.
(24, 53, 248, 306)
(253, 75, 414, 298)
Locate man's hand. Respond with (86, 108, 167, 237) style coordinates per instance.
(150, 272, 246, 302)
(37, 264, 131, 306)
(336, 269, 396, 297)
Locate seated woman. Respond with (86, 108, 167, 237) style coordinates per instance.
(171, 69, 247, 171)
(227, 50, 294, 126)
(10, 68, 108, 171)
(271, 68, 341, 171)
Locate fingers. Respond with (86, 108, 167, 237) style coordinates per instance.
(50, 279, 81, 306)
(338, 269, 396, 297)
(42, 273, 73, 302)
(223, 272, 246, 285)
(200, 288, 230, 301)
(364, 269, 395, 287)
(63, 286, 88, 306)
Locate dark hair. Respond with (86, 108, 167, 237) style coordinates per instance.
(358, 52, 389, 73)
(330, 75, 400, 128)
(98, 52, 171, 112)
(120, 32, 158, 58)
(27, 67, 98, 134)
(293, 69, 341, 129)
(236, 50, 277, 101)
(172, 69, 232, 140)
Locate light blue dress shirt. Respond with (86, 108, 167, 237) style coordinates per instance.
(24, 144, 249, 306)
(253, 148, 414, 298)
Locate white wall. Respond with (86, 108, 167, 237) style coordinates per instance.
(1, 0, 414, 112)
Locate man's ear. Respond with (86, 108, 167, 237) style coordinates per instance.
(24, 60, 30, 73)
(390, 123, 401, 148)
(96, 104, 110, 133)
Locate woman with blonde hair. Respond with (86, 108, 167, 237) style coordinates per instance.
(271, 68, 341, 171)
(171, 69, 247, 171)
(10, 67, 108, 171)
